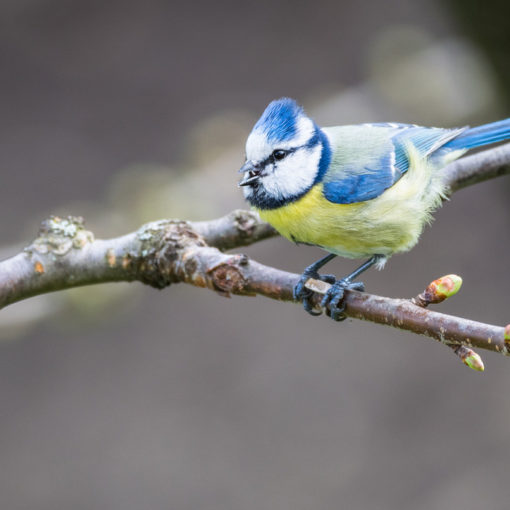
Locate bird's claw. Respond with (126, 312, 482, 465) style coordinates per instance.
(293, 271, 336, 316)
(321, 279, 365, 321)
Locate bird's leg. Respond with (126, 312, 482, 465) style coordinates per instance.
(293, 253, 338, 316)
(321, 255, 384, 321)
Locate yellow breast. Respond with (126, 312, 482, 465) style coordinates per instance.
(257, 155, 446, 259)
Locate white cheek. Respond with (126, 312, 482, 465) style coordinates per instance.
(261, 145, 321, 199)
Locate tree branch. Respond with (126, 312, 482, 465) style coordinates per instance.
(441, 141, 510, 192)
(1, 143, 510, 367)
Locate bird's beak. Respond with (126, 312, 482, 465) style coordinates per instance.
(238, 160, 261, 187)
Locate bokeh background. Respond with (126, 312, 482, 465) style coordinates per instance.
(1, 1, 510, 508)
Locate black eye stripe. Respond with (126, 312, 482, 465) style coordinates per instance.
(251, 125, 323, 170)
(258, 147, 297, 168)
(257, 132, 321, 169)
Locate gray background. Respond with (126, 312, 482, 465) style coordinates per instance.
(1, 1, 510, 509)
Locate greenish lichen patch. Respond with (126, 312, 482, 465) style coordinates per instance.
(136, 220, 177, 242)
(28, 216, 94, 256)
(73, 230, 93, 248)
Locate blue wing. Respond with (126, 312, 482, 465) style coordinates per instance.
(322, 148, 399, 203)
(322, 123, 466, 205)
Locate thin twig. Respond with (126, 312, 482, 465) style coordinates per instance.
(441, 141, 510, 192)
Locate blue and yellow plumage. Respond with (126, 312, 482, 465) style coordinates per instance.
(238, 98, 510, 320)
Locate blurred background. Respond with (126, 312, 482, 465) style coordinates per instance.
(1, 0, 510, 508)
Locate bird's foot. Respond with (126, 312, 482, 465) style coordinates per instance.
(321, 279, 365, 321)
(293, 269, 336, 316)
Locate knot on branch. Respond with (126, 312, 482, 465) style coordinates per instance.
(28, 216, 94, 256)
(135, 220, 207, 289)
(230, 210, 272, 240)
(208, 254, 251, 297)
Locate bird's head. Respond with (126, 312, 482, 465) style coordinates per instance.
(239, 98, 331, 209)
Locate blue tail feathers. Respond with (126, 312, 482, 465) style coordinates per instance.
(444, 118, 510, 151)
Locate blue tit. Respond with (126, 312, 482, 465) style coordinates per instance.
(239, 98, 510, 320)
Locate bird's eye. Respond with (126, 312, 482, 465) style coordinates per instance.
(272, 150, 287, 161)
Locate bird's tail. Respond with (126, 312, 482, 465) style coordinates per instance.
(443, 118, 510, 151)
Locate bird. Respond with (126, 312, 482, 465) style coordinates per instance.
(238, 97, 510, 321)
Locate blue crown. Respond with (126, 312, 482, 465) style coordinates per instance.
(254, 98, 304, 143)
